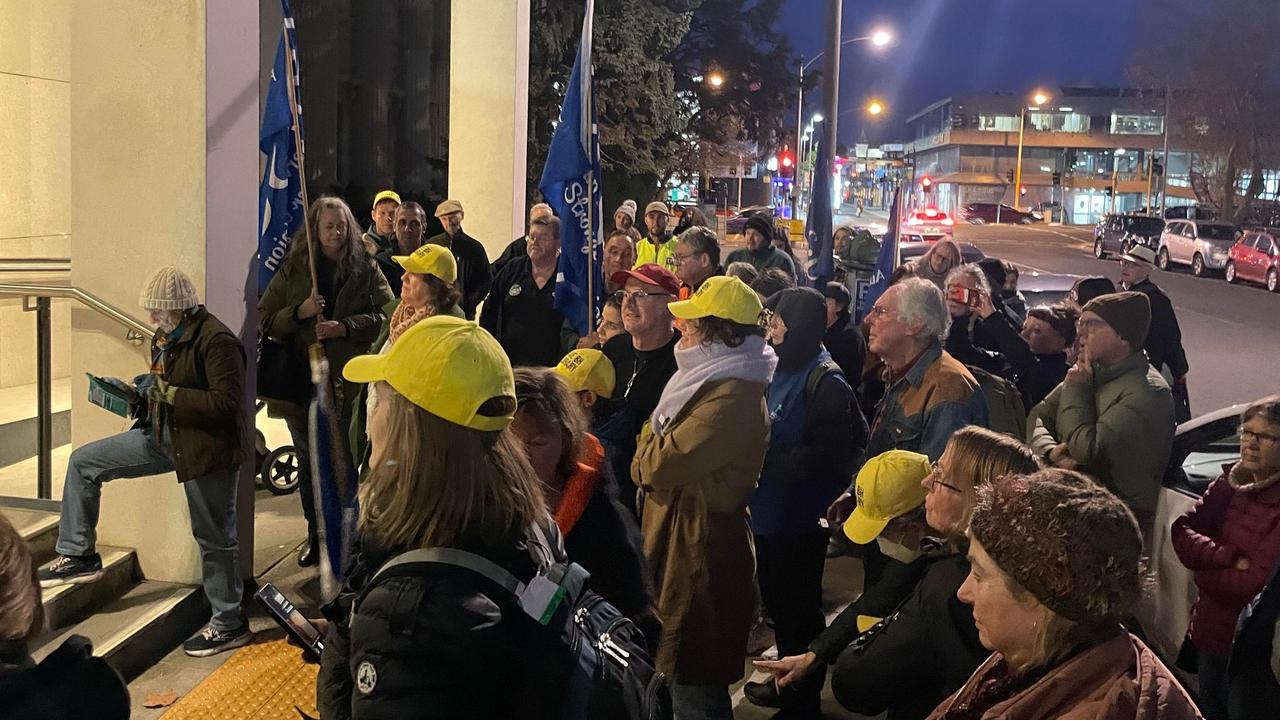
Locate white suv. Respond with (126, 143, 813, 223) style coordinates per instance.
(1157, 220, 1238, 277)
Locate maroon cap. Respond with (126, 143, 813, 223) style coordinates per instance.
(611, 263, 681, 296)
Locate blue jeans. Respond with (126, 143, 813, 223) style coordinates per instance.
(670, 684, 733, 720)
(56, 428, 244, 632)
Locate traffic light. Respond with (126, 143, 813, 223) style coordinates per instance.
(1104, 186, 1113, 198)
(779, 150, 794, 179)
(1152, 160, 1164, 175)
(1006, 169, 1015, 183)
(1052, 171, 1062, 186)
(921, 176, 933, 192)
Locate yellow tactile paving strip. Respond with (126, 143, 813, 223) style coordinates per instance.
(163, 640, 319, 719)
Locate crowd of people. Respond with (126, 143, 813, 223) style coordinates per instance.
(4, 188, 1279, 720)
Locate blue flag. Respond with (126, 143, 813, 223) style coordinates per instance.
(858, 186, 902, 321)
(541, 0, 603, 337)
(805, 124, 834, 288)
(256, 0, 304, 294)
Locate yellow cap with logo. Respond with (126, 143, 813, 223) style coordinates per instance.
(342, 316, 515, 431)
(392, 243, 458, 283)
(843, 450, 932, 544)
(667, 275, 762, 326)
(553, 348, 616, 398)
(373, 190, 401, 206)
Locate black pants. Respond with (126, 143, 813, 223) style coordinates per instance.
(283, 404, 356, 547)
(756, 531, 829, 716)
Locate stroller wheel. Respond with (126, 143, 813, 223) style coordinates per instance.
(261, 447, 301, 496)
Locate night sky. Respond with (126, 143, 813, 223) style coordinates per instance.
(777, 0, 1157, 146)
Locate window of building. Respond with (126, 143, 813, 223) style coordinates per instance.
(977, 114, 1020, 132)
(1027, 112, 1090, 133)
(1111, 113, 1164, 135)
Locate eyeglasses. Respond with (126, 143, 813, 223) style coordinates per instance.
(612, 290, 672, 304)
(926, 462, 963, 493)
(1240, 427, 1280, 446)
(866, 305, 894, 319)
(673, 251, 703, 263)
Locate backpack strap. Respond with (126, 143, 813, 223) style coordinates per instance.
(805, 359, 843, 399)
(373, 547, 524, 595)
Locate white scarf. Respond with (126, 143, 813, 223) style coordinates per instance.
(650, 335, 777, 435)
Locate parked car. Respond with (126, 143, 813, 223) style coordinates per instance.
(1093, 213, 1166, 259)
(1017, 271, 1078, 308)
(1145, 401, 1251, 669)
(901, 207, 955, 239)
(959, 202, 1038, 225)
(1226, 227, 1280, 292)
(1156, 219, 1237, 276)
(1163, 205, 1216, 221)
(724, 205, 775, 235)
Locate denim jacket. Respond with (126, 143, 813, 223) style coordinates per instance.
(866, 342, 987, 463)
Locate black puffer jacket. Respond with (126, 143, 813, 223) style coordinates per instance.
(317, 531, 567, 720)
(830, 551, 987, 720)
(0, 636, 130, 720)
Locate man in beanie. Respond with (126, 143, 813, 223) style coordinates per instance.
(1119, 244, 1191, 421)
(39, 267, 251, 656)
(635, 201, 678, 271)
(725, 214, 797, 280)
(614, 199, 637, 232)
(426, 198, 491, 320)
(821, 281, 867, 392)
(1028, 291, 1175, 532)
(749, 286, 863, 718)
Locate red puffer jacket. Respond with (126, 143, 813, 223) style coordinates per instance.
(1171, 463, 1280, 657)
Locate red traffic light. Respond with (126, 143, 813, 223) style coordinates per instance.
(921, 176, 933, 190)
(781, 155, 793, 168)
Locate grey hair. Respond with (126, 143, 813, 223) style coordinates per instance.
(944, 264, 991, 295)
(678, 226, 721, 266)
(529, 202, 554, 219)
(892, 277, 951, 343)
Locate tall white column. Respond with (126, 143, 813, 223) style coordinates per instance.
(448, 0, 531, 259)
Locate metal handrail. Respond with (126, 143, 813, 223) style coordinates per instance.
(0, 282, 152, 341)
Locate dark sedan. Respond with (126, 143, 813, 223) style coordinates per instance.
(724, 206, 775, 236)
(1093, 213, 1165, 259)
(959, 202, 1038, 225)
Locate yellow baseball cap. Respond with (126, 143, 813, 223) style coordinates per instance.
(342, 316, 515, 431)
(392, 243, 458, 284)
(553, 349, 616, 398)
(373, 190, 401, 206)
(668, 275, 763, 326)
(843, 450, 932, 544)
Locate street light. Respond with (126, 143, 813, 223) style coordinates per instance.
(1013, 88, 1052, 212)
(706, 72, 724, 89)
(794, 27, 894, 217)
(867, 99, 885, 116)
(812, 112, 824, 123)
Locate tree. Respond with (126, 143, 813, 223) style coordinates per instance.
(1131, 0, 1280, 223)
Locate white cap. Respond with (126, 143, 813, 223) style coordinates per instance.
(140, 266, 199, 310)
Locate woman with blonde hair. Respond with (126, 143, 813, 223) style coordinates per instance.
(913, 239, 964, 291)
(0, 514, 129, 717)
(930, 469, 1200, 720)
(317, 316, 562, 718)
(758, 426, 1042, 720)
(259, 195, 394, 566)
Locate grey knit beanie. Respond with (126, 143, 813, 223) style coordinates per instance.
(140, 266, 199, 311)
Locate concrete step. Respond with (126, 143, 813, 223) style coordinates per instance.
(3, 504, 61, 565)
(39, 546, 139, 631)
(32, 580, 207, 682)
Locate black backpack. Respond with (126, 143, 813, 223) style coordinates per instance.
(364, 526, 672, 720)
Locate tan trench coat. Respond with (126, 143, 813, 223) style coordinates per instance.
(632, 377, 769, 685)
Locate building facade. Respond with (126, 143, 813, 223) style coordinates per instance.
(905, 88, 1203, 225)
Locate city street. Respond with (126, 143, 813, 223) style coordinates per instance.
(950, 222, 1280, 415)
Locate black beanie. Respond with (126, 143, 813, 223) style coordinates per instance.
(823, 281, 852, 310)
(764, 287, 828, 370)
(744, 214, 775, 242)
(1073, 276, 1116, 306)
(976, 258, 1007, 289)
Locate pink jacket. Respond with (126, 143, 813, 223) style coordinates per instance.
(926, 634, 1202, 720)
(1171, 463, 1280, 657)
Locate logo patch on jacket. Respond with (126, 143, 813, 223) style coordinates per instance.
(356, 660, 378, 695)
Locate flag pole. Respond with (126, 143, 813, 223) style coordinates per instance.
(281, 20, 317, 298)
(586, 171, 595, 335)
